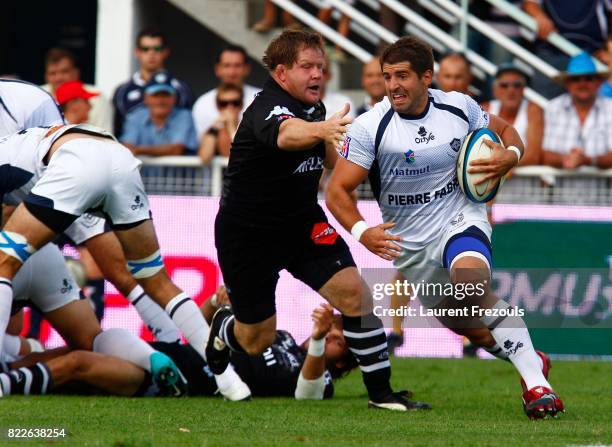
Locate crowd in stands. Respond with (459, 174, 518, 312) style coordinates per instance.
(18, 1, 612, 174)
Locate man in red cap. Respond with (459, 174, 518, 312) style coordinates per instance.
(56, 81, 99, 125)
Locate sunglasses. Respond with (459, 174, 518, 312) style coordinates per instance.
(217, 99, 243, 108)
(498, 80, 525, 89)
(139, 45, 164, 53)
(567, 75, 598, 83)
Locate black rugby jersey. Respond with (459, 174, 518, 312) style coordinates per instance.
(219, 77, 327, 227)
(230, 330, 334, 398)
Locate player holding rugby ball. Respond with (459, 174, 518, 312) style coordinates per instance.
(326, 36, 563, 419)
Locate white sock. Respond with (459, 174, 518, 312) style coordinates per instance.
(93, 328, 155, 372)
(165, 293, 209, 360)
(2, 334, 22, 360)
(490, 322, 550, 390)
(0, 279, 13, 360)
(127, 285, 181, 343)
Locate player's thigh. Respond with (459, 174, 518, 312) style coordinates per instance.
(215, 212, 282, 326)
(2, 204, 58, 252)
(112, 219, 160, 260)
(84, 231, 136, 295)
(44, 299, 102, 350)
(13, 243, 81, 315)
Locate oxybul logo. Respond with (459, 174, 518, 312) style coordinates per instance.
(415, 126, 435, 144)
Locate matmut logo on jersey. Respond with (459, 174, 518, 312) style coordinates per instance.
(265, 105, 295, 121)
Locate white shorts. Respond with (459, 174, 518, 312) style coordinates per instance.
(12, 243, 80, 314)
(64, 213, 108, 246)
(29, 138, 151, 227)
(394, 212, 492, 308)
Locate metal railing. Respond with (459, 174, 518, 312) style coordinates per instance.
(139, 156, 612, 206)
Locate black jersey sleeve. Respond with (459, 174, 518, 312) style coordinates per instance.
(251, 96, 299, 151)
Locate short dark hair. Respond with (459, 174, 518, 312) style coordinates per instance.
(45, 48, 78, 69)
(262, 30, 324, 71)
(136, 28, 167, 48)
(380, 36, 434, 78)
(216, 83, 244, 101)
(216, 45, 249, 64)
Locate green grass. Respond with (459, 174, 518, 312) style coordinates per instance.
(1, 358, 610, 447)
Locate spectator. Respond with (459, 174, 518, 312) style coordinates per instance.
(481, 65, 543, 165)
(542, 52, 612, 170)
(113, 28, 194, 135)
(41, 48, 112, 130)
(55, 81, 98, 125)
(252, 0, 301, 33)
(599, 35, 612, 98)
(120, 72, 198, 157)
(192, 45, 259, 140)
(524, 0, 611, 99)
(321, 55, 355, 119)
(198, 84, 243, 164)
(435, 53, 483, 102)
(356, 57, 385, 116)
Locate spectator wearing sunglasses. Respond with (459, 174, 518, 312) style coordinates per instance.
(192, 45, 260, 141)
(113, 28, 194, 136)
(481, 64, 543, 165)
(120, 72, 198, 158)
(542, 52, 612, 170)
(198, 84, 243, 164)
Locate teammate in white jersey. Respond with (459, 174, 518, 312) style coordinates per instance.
(0, 124, 251, 400)
(326, 37, 564, 419)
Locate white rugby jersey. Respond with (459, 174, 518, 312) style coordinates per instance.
(0, 124, 114, 202)
(0, 79, 64, 136)
(342, 89, 489, 250)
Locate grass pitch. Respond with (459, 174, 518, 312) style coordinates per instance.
(1, 357, 610, 446)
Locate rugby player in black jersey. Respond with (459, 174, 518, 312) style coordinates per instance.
(205, 29, 428, 411)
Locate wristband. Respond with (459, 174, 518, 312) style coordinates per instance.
(507, 146, 521, 163)
(350, 220, 368, 241)
(210, 294, 219, 308)
(308, 337, 325, 357)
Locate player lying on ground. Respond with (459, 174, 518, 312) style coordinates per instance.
(1, 294, 366, 399)
(0, 123, 249, 400)
(0, 79, 249, 400)
(326, 36, 563, 419)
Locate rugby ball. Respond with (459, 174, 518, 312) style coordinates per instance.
(456, 128, 503, 203)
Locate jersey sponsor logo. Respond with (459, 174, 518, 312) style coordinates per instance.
(450, 138, 461, 152)
(387, 178, 459, 206)
(131, 195, 145, 210)
(340, 136, 351, 158)
(265, 105, 295, 121)
(404, 149, 416, 163)
(60, 278, 73, 294)
(293, 156, 323, 174)
(414, 126, 435, 144)
(311, 222, 338, 245)
(389, 166, 430, 176)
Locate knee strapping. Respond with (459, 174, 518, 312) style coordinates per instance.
(0, 231, 36, 263)
(127, 250, 164, 279)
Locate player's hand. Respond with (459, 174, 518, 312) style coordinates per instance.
(311, 303, 334, 340)
(215, 285, 231, 306)
(321, 103, 353, 150)
(360, 222, 403, 261)
(468, 140, 517, 190)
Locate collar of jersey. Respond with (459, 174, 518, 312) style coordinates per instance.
(396, 96, 432, 120)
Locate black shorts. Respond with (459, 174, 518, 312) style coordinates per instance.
(215, 208, 356, 324)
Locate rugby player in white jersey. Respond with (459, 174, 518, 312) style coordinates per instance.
(0, 123, 250, 400)
(0, 80, 250, 399)
(326, 37, 564, 419)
